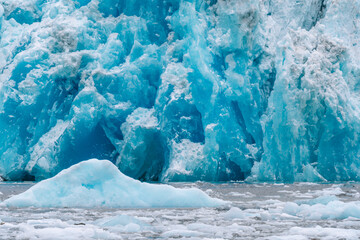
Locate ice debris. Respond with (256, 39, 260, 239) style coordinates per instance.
(283, 196, 360, 220)
(0, 159, 225, 208)
(94, 215, 151, 232)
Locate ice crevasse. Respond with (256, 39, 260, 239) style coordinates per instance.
(0, 0, 360, 182)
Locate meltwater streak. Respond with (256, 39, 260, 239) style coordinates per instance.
(0, 0, 359, 182)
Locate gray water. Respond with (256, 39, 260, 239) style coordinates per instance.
(1, 182, 360, 239)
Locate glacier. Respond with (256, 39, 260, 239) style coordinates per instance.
(0, 0, 359, 182)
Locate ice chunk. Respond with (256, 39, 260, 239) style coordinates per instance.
(221, 207, 247, 220)
(272, 226, 360, 240)
(1, 159, 225, 208)
(283, 196, 360, 220)
(13, 219, 121, 240)
(94, 215, 150, 233)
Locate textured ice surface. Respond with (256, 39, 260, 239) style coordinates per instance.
(0, 0, 360, 182)
(1, 159, 225, 208)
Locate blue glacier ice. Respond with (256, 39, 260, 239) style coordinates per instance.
(1, 159, 225, 207)
(0, 0, 360, 182)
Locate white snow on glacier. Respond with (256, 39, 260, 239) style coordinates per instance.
(0, 159, 225, 208)
(0, 0, 360, 182)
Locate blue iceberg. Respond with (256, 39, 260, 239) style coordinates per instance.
(1, 159, 225, 208)
(0, 0, 359, 182)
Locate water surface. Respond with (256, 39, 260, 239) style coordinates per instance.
(1, 182, 360, 239)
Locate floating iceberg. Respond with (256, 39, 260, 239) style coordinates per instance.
(0, 159, 225, 208)
(0, 0, 360, 182)
(283, 196, 360, 220)
(94, 215, 151, 233)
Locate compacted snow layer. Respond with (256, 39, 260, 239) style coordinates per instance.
(1, 0, 360, 182)
(0, 159, 224, 208)
(1, 183, 360, 239)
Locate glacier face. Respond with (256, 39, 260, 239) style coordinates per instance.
(0, 0, 359, 182)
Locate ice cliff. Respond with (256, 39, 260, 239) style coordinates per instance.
(0, 0, 359, 182)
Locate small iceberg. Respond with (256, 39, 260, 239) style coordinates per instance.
(283, 196, 360, 220)
(94, 215, 151, 233)
(1, 159, 225, 208)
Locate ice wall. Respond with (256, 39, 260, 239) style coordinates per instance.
(0, 0, 359, 182)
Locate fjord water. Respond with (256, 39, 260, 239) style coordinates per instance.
(1, 0, 360, 183)
(2, 182, 360, 239)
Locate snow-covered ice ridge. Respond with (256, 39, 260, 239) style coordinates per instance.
(0, 0, 359, 182)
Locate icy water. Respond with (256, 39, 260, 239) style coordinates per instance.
(1, 182, 360, 240)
